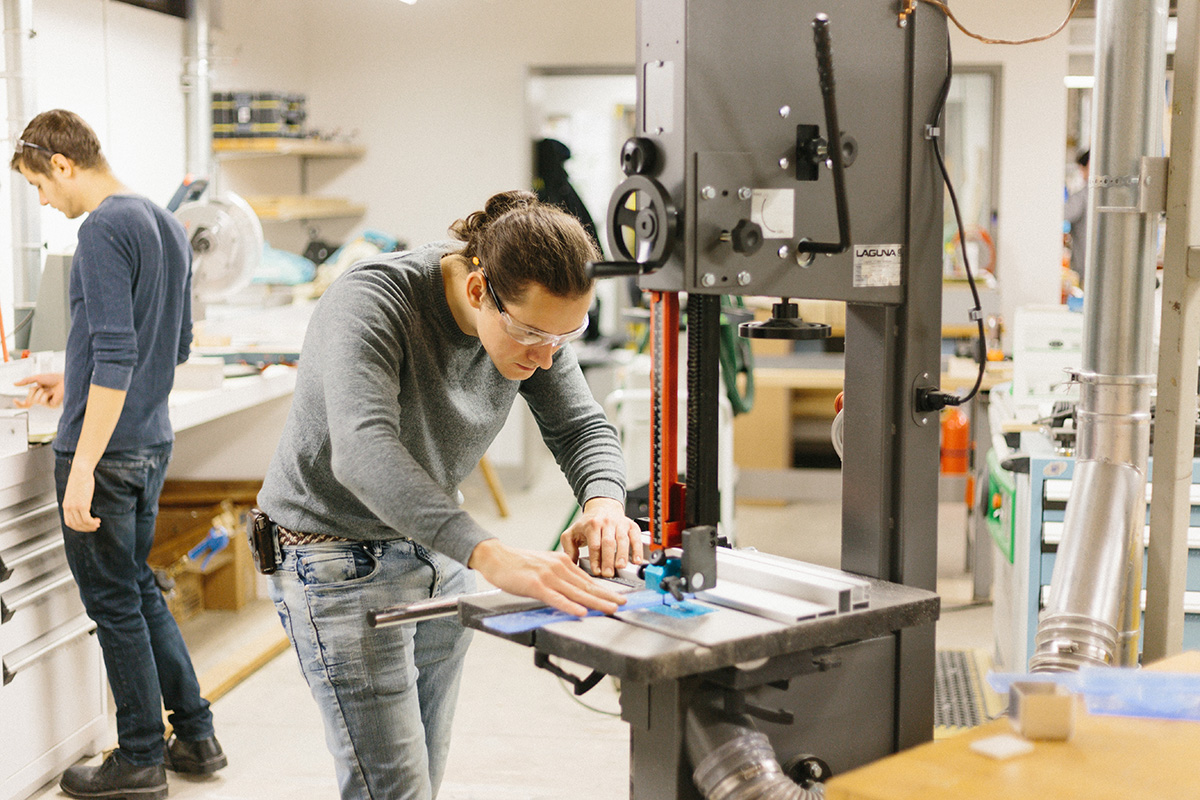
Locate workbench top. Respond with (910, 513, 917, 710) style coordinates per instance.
(460, 575, 938, 683)
(825, 650, 1200, 800)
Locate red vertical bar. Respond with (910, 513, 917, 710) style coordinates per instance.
(649, 291, 682, 551)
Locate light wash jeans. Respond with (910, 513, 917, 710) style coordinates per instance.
(268, 537, 474, 800)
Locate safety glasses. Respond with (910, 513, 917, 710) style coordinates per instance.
(481, 268, 588, 347)
(15, 139, 53, 156)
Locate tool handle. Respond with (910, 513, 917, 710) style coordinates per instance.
(797, 13, 852, 256)
(586, 260, 645, 279)
(367, 589, 502, 627)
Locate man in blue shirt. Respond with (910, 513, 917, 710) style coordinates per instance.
(11, 109, 225, 800)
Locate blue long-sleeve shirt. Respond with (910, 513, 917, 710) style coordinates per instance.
(53, 194, 193, 454)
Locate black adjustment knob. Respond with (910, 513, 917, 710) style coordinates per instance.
(731, 219, 763, 255)
(620, 137, 659, 176)
(783, 754, 833, 789)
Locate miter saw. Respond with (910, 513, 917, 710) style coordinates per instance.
(174, 187, 263, 310)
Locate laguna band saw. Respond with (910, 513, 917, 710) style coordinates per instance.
(371, 2, 949, 797)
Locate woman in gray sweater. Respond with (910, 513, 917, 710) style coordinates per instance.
(258, 190, 641, 800)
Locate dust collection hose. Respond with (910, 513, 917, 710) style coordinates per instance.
(686, 692, 825, 800)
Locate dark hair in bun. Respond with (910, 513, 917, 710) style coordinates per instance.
(449, 190, 599, 303)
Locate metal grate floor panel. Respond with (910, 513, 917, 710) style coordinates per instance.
(934, 649, 988, 733)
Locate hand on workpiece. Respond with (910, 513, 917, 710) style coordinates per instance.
(559, 496, 645, 578)
(468, 538, 626, 617)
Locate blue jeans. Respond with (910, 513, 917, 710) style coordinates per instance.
(269, 537, 474, 800)
(56, 443, 214, 766)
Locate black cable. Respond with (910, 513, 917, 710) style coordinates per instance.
(920, 36, 988, 412)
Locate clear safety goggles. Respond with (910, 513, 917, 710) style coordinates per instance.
(481, 268, 589, 348)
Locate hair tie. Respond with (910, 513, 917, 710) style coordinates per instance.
(471, 256, 480, 266)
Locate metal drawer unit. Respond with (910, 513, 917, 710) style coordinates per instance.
(0, 446, 107, 800)
(992, 432, 1200, 671)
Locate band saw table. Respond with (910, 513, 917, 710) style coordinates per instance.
(455, 551, 939, 798)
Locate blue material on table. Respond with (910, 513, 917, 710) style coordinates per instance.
(483, 590, 690, 635)
(988, 667, 1200, 721)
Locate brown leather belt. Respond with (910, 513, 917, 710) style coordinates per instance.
(276, 525, 354, 547)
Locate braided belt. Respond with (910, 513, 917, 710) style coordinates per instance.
(276, 525, 354, 547)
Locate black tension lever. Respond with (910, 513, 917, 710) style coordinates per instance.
(796, 13, 852, 256)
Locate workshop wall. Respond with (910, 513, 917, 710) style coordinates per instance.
(949, 2, 1071, 332)
(215, 0, 637, 252)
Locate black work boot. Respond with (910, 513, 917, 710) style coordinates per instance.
(59, 751, 168, 800)
(163, 734, 228, 774)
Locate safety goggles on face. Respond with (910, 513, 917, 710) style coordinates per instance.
(15, 139, 53, 156)
(481, 268, 589, 347)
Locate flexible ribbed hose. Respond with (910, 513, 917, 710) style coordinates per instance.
(686, 695, 823, 800)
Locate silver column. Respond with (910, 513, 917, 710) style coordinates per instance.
(1031, 0, 1168, 671)
(183, 0, 213, 180)
(4, 0, 42, 306)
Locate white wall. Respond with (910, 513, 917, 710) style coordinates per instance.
(948, 2, 1072, 329)
(1, 0, 185, 332)
(282, 0, 636, 249)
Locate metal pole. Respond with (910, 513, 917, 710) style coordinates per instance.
(4, 0, 42, 305)
(1031, 0, 1168, 671)
(1144, 0, 1200, 662)
(183, 0, 212, 180)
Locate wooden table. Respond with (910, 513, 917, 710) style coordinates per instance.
(826, 651, 1200, 800)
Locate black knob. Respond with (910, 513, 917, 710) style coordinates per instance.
(620, 137, 659, 176)
(783, 754, 833, 789)
(731, 219, 763, 255)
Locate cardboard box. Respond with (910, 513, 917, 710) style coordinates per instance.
(163, 569, 203, 624)
(151, 498, 258, 615)
(192, 514, 257, 611)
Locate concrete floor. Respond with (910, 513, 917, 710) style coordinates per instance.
(27, 464, 993, 800)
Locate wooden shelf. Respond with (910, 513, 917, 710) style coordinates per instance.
(213, 137, 365, 159)
(244, 194, 366, 221)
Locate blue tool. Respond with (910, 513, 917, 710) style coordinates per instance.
(187, 526, 229, 571)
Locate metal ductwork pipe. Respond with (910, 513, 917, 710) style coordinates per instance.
(5, 0, 42, 307)
(1031, 0, 1168, 672)
(183, 0, 213, 181)
(685, 692, 825, 800)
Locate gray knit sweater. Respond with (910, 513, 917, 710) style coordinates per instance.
(257, 242, 626, 566)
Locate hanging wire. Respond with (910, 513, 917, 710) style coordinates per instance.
(913, 0, 1083, 45)
(924, 39, 987, 408)
(555, 675, 622, 717)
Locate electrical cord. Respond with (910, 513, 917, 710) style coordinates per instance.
(911, 0, 1083, 45)
(555, 674, 622, 717)
(918, 38, 988, 413)
(719, 296, 755, 415)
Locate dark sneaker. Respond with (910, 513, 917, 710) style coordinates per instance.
(163, 734, 227, 775)
(59, 751, 168, 800)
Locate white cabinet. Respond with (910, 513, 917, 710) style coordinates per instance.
(0, 447, 108, 800)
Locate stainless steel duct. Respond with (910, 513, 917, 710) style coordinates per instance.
(1031, 0, 1168, 671)
(183, 0, 213, 181)
(4, 0, 42, 307)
